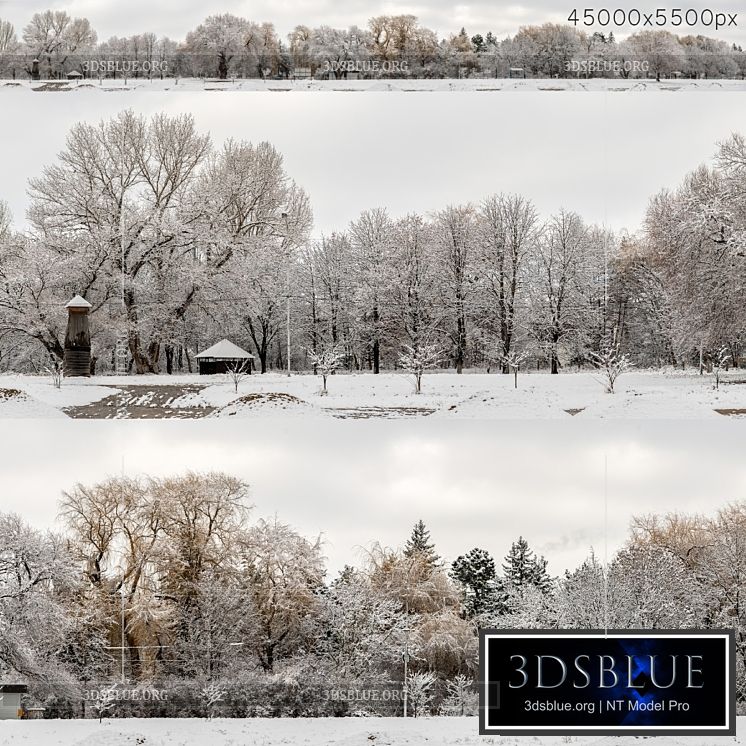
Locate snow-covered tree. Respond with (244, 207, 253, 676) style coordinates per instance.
(183, 15, 279, 79)
(416, 609, 477, 678)
(349, 208, 393, 374)
(500, 348, 528, 389)
(313, 569, 406, 679)
(183, 14, 251, 78)
(398, 343, 441, 393)
(433, 205, 476, 373)
(240, 518, 325, 672)
(60, 472, 250, 681)
(368, 544, 458, 615)
(225, 359, 250, 393)
(620, 30, 684, 79)
(201, 680, 227, 719)
(386, 215, 440, 356)
(502, 536, 551, 593)
(711, 345, 730, 389)
(529, 210, 594, 373)
(24, 112, 310, 374)
(46, 356, 62, 389)
(22, 10, 97, 78)
(307, 343, 345, 394)
(92, 683, 117, 722)
(450, 547, 497, 617)
(0, 513, 77, 692)
(403, 520, 440, 569)
(590, 330, 632, 393)
(475, 194, 539, 371)
(405, 670, 435, 717)
(556, 552, 608, 629)
(440, 673, 477, 716)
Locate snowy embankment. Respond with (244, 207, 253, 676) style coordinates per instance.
(1, 77, 746, 93)
(1, 717, 744, 746)
(2, 370, 746, 419)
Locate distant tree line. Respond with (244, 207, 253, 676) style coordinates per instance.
(0, 111, 744, 376)
(0, 10, 744, 80)
(1, 471, 745, 717)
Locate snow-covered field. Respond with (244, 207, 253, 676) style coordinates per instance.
(1, 370, 746, 419)
(1, 717, 744, 746)
(2, 77, 745, 93)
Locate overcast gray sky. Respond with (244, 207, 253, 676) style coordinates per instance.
(1, 0, 744, 44)
(2, 419, 745, 577)
(2, 90, 746, 238)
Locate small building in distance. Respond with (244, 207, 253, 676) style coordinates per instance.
(63, 294, 93, 377)
(196, 339, 255, 375)
(0, 684, 28, 720)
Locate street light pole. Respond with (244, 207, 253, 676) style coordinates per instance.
(120, 587, 126, 684)
(403, 596, 410, 717)
(287, 262, 291, 378)
(403, 648, 409, 717)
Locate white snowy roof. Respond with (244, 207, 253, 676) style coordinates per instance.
(196, 339, 255, 359)
(65, 295, 92, 309)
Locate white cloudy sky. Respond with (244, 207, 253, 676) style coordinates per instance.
(0, 0, 743, 44)
(2, 418, 745, 577)
(1, 90, 745, 237)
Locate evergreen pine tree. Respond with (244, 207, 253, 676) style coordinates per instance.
(451, 547, 497, 617)
(404, 520, 440, 568)
(471, 34, 485, 53)
(502, 536, 551, 593)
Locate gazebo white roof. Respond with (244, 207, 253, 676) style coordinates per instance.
(196, 339, 255, 360)
(65, 294, 92, 309)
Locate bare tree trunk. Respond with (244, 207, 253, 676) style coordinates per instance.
(373, 304, 380, 374)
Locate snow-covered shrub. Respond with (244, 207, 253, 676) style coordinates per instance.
(225, 359, 251, 393)
(201, 680, 227, 720)
(710, 345, 730, 390)
(46, 357, 62, 389)
(440, 674, 478, 716)
(91, 683, 118, 722)
(499, 348, 528, 389)
(399, 343, 441, 394)
(590, 332, 633, 393)
(307, 344, 345, 395)
(406, 671, 436, 717)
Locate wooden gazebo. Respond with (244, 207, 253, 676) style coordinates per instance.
(195, 339, 255, 375)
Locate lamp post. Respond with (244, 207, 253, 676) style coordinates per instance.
(120, 587, 126, 684)
(402, 595, 411, 717)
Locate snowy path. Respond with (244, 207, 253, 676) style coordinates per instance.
(2, 371, 746, 420)
(0, 716, 744, 746)
(2, 78, 746, 94)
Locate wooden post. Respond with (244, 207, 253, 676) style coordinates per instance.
(63, 295, 93, 377)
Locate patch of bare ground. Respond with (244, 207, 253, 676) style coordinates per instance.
(64, 385, 213, 419)
(331, 405, 436, 419)
(0, 388, 26, 401)
(32, 82, 72, 92)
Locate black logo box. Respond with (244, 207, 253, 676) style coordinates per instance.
(479, 629, 736, 737)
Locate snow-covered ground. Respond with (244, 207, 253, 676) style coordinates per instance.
(1, 717, 744, 746)
(2, 77, 745, 93)
(1, 370, 746, 419)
